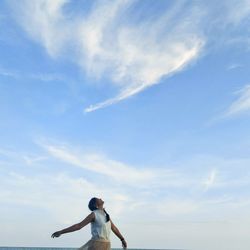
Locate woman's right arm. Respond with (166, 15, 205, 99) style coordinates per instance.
(51, 212, 95, 238)
(111, 220, 127, 249)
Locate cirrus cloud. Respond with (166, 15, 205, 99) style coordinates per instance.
(8, 0, 204, 112)
(224, 84, 250, 117)
(7, 0, 250, 114)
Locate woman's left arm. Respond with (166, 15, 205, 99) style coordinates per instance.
(111, 220, 127, 249)
(51, 212, 94, 238)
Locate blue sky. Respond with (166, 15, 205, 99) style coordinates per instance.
(0, 0, 250, 249)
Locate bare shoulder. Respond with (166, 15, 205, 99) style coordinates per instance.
(78, 212, 95, 228)
(87, 211, 95, 222)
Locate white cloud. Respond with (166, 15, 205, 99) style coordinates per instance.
(8, 0, 204, 112)
(41, 143, 157, 185)
(22, 155, 48, 165)
(28, 72, 67, 82)
(224, 0, 250, 25)
(40, 141, 250, 189)
(224, 84, 250, 117)
(0, 66, 19, 78)
(6, 0, 250, 113)
(208, 84, 250, 124)
(79, 1, 204, 111)
(0, 171, 124, 224)
(0, 147, 48, 167)
(203, 169, 217, 190)
(227, 63, 243, 70)
(8, 0, 71, 57)
(0, 64, 68, 83)
(0, 167, 202, 234)
(84, 35, 203, 112)
(39, 141, 214, 192)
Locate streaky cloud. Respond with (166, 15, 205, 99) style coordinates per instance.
(80, 1, 204, 112)
(38, 140, 202, 189)
(226, 63, 243, 71)
(224, 84, 250, 117)
(7, 0, 250, 114)
(41, 143, 155, 184)
(7, 0, 74, 58)
(8, 0, 204, 112)
(206, 84, 250, 125)
(84, 38, 203, 112)
(203, 169, 218, 191)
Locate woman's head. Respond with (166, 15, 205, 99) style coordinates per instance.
(88, 197, 104, 211)
(88, 197, 110, 222)
(88, 197, 97, 211)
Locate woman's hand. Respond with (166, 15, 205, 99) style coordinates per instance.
(51, 231, 61, 238)
(121, 239, 127, 249)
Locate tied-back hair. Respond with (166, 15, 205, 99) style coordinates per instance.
(103, 208, 110, 222)
(88, 197, 110, 222)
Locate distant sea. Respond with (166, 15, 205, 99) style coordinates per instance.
(0, 248, 176, 250)
(0, 248, 177, 250)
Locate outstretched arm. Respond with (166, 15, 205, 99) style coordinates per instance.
(111, 220, 127, 249)
(51, 212, 95, 238)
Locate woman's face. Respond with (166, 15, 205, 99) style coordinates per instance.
(96, 198, 104, 208)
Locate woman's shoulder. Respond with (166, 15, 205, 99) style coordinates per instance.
(88, 211, 96, 221)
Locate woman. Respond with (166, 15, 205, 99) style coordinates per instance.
(51, 197, 127, 250)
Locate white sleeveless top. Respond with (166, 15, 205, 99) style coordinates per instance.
(91, 209, 111, 241)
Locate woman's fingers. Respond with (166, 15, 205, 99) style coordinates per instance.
(122, 240, 127, 249)
(51, 231, 61, 238)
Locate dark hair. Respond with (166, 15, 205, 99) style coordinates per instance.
(104, 209, 110, 222)
(88, 197, 98, 211)
(88, 197, 110, 222)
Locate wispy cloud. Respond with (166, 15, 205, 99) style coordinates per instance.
(8, 0, 204, 112)
(28, 72, 67, 82)
(41, 141, 220, 193)
(80, 1, 204, 112)
(3, 142, 250, 194)
(0, 64, 68, 82)
(6, 1, 250, 113)
(38, 141, 250, 194)
(84, 36, 202, 112)
(8, 0, 71, 58)
(0, 171, 107, 223)
(224, 84, 250, 117)
(0, 147, 48, 169)
(224, 0, 250, 25)
(38, 140, 204, 193)
(203, 169, 217, 190)
(0, 66, 19, 78)
(1, 169, 250, 221)
(40, 142, 156, 185)
(226, 63, 243, 71)
(22, 155, 48, 165)
(207, 84, 250, 124)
